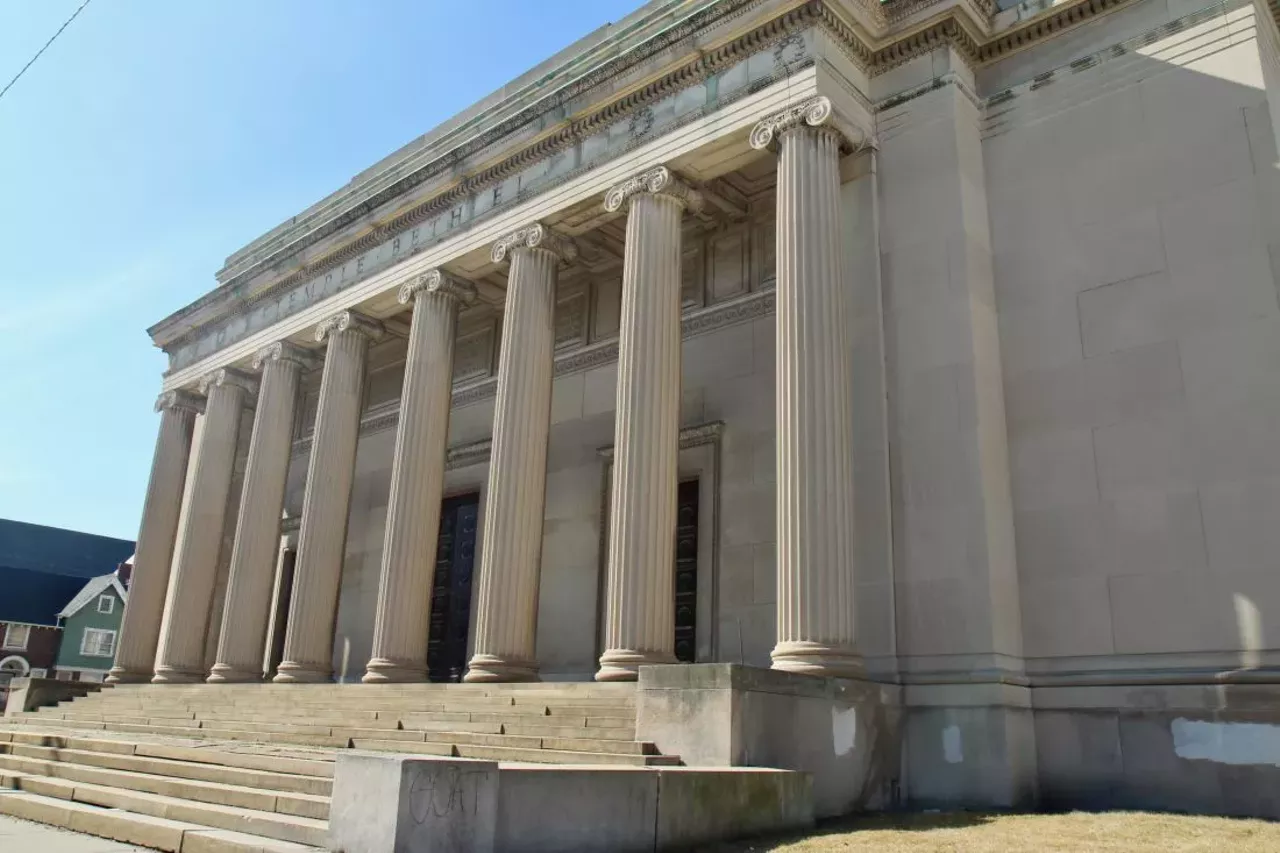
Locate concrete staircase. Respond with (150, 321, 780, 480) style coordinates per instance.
(0, 682, 672, 851)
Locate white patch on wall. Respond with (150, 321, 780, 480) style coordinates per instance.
(1172, 719, 1280, 766)
(1234, 593, 1262, 670)
(832, 707, 857, 756)
(942, 725, 963, 764)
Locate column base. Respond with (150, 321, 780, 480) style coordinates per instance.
(206, 664, 263, 684)
(771, 641, 864, 679)
(272, 661, 334, 684)
(362, 659, 428, 684)
(463, 654, 539, 683)
(151, 666, 206, 684)
(105, 667, 152, 685)
(595, 649, 677, 682)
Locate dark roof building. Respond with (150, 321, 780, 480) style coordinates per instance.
(0, 520, 135, 627)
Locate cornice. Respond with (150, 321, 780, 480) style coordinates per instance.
(156, 0, 1143, 363)
(977, 0, 1132, 63)
(153, 0, 776, 342)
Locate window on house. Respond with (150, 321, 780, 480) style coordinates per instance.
(80, 628, 116, 658)
(96, 595, 114, 615)
(2, 624, 30, 651)
(29, 667, 47, 679)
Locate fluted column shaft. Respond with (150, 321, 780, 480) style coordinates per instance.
(365, 272, 474, 683)
(597, 172, 695, 681)
(466, 228, 570, 682)
(107, 393, 200, 684)
(208, 345, 309, 683)
(153, 372, 254, 683)
(275, 314, 380, 683)
(770, 119, 861, 677)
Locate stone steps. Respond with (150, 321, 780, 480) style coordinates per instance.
(0, 728, 331, 850)
(0, 741, 331, 796)
(0, 751, 329, 820)
(7, 714, 648, 757)
(0, 772, 328, 845)
(0, 789, 319, 852)
(351, 739, 682, 766)
(0, 681, 679, 850)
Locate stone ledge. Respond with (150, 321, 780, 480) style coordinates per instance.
(636, 663, 900, 818)
(327, 752, 812, 852)
(3, 678, 100, 718)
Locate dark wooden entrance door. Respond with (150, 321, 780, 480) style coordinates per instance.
(674, 479, 699, 663)
(427, 493, 480, 682)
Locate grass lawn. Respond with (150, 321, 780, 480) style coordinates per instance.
(707, 811, 1280, 852)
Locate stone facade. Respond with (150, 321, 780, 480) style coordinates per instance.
(115, 0, 1280, 816)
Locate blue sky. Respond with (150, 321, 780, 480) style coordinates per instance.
(0, 0, 639, 540)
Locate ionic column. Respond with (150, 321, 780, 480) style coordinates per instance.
(208, 343, 314, 683)
(107, 391, 202, 684)
(596, 167, 701, 682)
(750, 96, 866, 678)
(274, 311, 383, 683)
(465, 224, 576, 683)
(153, 369, 257, 683)
(364, 271, 476, 683)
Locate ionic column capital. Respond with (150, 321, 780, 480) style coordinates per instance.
(315, 310, 385, 344)
(253, 341, 319, 372)
(748, 95, 874, 153)
(490, 222, 578, 264)
(198, 367, 259, 398)
(603, 166, 703, 213)
(154, 389, 204, 415)
(398, 269, 478, 307)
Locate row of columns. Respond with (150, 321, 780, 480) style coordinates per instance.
(108, 95, 865, 686)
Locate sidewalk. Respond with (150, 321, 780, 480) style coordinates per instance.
(0, 814, 152, 852)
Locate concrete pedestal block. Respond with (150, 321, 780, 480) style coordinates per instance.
(329, 751, 812, 851)
(329, 753, 499, 853)
(635, 663, 900, 817)
(3, 677, 100, 716)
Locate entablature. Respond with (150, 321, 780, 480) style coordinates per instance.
(150, 0, 1145, 387)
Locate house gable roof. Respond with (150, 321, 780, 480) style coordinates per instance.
(57, 574, 128, 620)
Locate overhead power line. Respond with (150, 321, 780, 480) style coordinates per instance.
(0, 0, 95, 104)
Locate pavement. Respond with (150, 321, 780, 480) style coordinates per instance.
(0, 814, 153, 852)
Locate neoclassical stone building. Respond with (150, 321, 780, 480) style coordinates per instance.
(105, 0, 1280, 811)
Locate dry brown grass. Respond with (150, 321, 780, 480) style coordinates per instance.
(705, 811, 1280, 852)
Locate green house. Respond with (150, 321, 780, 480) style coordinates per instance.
(53, 572, 128, 682)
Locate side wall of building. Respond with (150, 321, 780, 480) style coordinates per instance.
(978, 0, 1280, 815)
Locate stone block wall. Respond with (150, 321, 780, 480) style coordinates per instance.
(983, 0, 1280, 681)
